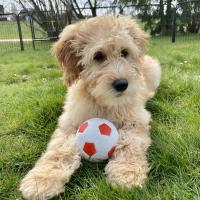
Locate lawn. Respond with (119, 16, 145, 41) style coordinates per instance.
(0, 37, 200, 200)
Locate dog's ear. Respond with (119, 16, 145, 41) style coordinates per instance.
(52, 24, 82, 86)
(119, 16, 149, 56)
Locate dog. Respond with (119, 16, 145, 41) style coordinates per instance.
(20, 15, 161, 200)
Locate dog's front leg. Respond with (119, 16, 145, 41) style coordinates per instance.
(105, 128, 151, 189)
(20, 127, 81, 200)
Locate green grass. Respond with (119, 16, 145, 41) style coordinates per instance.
(0, 40, 52, 52)
(0, 37, 200, 200)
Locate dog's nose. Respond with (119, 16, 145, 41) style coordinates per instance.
(112, 79, 128, 92)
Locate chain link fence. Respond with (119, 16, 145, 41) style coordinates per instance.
(175, 0, 200, 43)
(0, 13, 22, 51)
(0, 1, 199, 52)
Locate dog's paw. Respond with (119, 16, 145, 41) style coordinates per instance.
(20, 169, 65, 200)
(105, 160, 149, 189)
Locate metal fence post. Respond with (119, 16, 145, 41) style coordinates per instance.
(29, 14, 36, 50)
(67, 9, 72, 25)
(171, 6, 177, 43)
(16, 14, 24, 51)
(119, 5, 123, 14)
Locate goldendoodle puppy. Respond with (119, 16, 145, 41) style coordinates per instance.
(20, 15, 161, 200)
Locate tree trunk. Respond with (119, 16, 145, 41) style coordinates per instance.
(159, 0, 166, 35)
(166, 0, 172, 34)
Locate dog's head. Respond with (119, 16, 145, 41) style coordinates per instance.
(53, 16, 148, 107)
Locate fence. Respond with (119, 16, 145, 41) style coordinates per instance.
(0, 1, 199, 52)
(0, 10, 71, 51)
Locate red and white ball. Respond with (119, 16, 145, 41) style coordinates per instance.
(76, 118, 119, 162)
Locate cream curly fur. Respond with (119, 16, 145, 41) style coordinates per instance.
(20, 15, 161, 200)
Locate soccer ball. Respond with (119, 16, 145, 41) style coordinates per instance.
(75, 118, 119, 162)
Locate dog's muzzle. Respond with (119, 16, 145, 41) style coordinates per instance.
(112, 78, 128, 92)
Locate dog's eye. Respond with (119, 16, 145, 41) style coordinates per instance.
(121, 49, 128, 58)
(94, 51, 106, 62)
